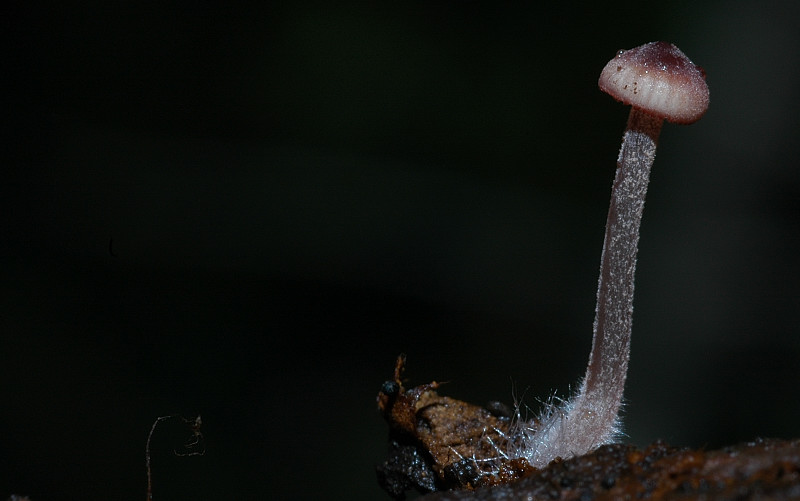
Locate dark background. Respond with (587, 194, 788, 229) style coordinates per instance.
(4, 1, 800, 499)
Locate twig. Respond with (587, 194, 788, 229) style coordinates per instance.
(145, 415, 205, 501)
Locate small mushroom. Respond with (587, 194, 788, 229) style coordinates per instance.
(375, 44, 711, 497)
(587, 41, 709, 411)
(512, 42, 709, 468)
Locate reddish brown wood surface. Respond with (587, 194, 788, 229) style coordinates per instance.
(377, 357, 800, 500)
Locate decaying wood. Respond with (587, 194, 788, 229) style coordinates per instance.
(423, 438, 800, 500)
(377, 357, 800, 500)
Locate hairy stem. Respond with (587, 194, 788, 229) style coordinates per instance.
(574, 108, 662, 438)
(519, 109, 662, 467)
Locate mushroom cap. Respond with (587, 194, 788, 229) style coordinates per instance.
(598, 41, 709, 124)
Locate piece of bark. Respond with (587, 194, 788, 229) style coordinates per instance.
(377, 355, 533, 496)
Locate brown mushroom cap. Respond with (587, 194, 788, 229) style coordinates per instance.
(599, 41, 709, 124)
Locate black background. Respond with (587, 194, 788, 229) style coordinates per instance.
(4, 1, 800, 499)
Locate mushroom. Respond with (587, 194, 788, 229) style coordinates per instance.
(512, 42, 709, 468)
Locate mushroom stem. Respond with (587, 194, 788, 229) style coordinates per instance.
(578, 108, 661, 422)
(511, 41, 707, 470)
(516, 109, 663, 466)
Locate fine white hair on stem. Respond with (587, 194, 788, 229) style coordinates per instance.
(507, 108, 657, 469)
